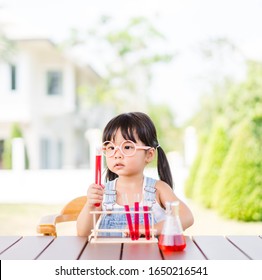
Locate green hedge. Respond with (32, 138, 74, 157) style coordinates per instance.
(192, 120, 230, 207)
(212, 119, 262, 221)
(184, 148, 203, 198)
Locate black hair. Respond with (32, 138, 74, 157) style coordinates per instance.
(102, 112, 174, 189)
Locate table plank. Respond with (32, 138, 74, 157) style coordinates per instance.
(192, 236, 249, 260)
(79, 243, 122, 260)
(226, 235, 262, 260)
(0, 236, 22, 255)
(0, 236, 54, 260)
(1, 235, 260, 260)
(122, 243, 162, 260)
(161, 236, 206, 260)
(37, 236, 88, 260)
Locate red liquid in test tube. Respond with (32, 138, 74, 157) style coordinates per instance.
(134, 194, 140, 240)
(124, 205, 135, 240)
(143, 205, 150, 240)
(122, 194, 135, 240)
(94, 147, 102, 207)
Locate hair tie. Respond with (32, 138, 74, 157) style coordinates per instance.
(155, 144, 160, 149)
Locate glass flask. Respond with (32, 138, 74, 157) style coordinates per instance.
(158, 201, 186, 251)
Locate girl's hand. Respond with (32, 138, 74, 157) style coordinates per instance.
(87, 183, 104, 209)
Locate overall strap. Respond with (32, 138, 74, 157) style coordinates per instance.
(103, 177, 156, 209)
(103, 180, 117, 210)
(143, 177, 157, 207)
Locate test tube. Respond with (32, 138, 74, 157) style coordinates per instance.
(134, 193, 140, 240)
(122, 193, 135, 240)
(94, 146, 102, 207)
(143, 201, 150, 240)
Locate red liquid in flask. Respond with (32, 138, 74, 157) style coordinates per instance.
(158, 234, 186, 251)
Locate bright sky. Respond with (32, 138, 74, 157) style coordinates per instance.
(1, 0, 262, 124)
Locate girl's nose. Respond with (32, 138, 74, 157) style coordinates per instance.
(114, 147, 123, 158)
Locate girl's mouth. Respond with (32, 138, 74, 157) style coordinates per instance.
(114, 163, 124, 168)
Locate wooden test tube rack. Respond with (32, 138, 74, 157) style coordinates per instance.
(89, 209, 158, 243)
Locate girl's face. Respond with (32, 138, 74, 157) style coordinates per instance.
(105, 129, 155, 177)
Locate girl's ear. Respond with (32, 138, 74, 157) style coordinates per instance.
(145, 148, 155, 163)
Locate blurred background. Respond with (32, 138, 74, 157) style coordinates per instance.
(0, 0, 261, 235)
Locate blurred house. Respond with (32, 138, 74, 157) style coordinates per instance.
(0, 38, 101, 169)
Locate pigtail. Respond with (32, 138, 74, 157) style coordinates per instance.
(157, 146, 174, 189)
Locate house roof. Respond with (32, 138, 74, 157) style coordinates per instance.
(12, 38, 101, 80)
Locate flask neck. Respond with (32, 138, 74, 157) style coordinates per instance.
(165, 201, 180, 216)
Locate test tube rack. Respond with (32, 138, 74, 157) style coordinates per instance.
(89, 209, 158, 243)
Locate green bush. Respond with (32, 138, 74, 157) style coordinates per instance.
(212, 119, 262, 221)
(192, 119, 230, 207)
(2, 123, 29, 169)
(184, 148, 203, 198)
(2, 139, 12, 169)
(184, 132, 209, 199)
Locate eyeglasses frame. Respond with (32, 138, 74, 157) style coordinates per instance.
(102, 140, 152, 157)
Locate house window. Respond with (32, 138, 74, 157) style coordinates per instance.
(40, 138, 51, 169)
(40, 139, 63, 169)
(10, 64, 17, 91)
(46, 71, 62, 95)
(57, 140, 63, 169)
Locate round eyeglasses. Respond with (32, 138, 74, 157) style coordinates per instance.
(102, 140, 152, 157)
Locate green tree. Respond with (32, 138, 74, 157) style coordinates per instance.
(212, 119, 262, 221)
(223, 60, 262, 127)
(0, 24, 15, 61)
(63, 16, 173, 115)
(148, 103, 180, 153)
(185, 37, 246, 145)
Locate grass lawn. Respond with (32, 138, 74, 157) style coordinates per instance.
(0, 203, 77, 236)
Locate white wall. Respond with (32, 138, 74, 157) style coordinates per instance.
(0, 52, 31, 122)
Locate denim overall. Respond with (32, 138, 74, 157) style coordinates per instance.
(98, 177, 157, 237)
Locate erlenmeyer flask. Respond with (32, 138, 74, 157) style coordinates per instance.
(158, 201, 186, 251)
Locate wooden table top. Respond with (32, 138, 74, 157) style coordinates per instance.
(0, 235, 262, 260)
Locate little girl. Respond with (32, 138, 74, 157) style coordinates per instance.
(77, 112, 194, 237)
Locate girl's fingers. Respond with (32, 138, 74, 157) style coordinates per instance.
(87, 184, 105, 207)
(93, 183, 103, 189)
(88, 185, 104, 196)
(93, 194, 103, 200)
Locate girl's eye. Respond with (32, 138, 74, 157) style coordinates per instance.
(107, 145, 115, 151)
(123, 144, 135, 150)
